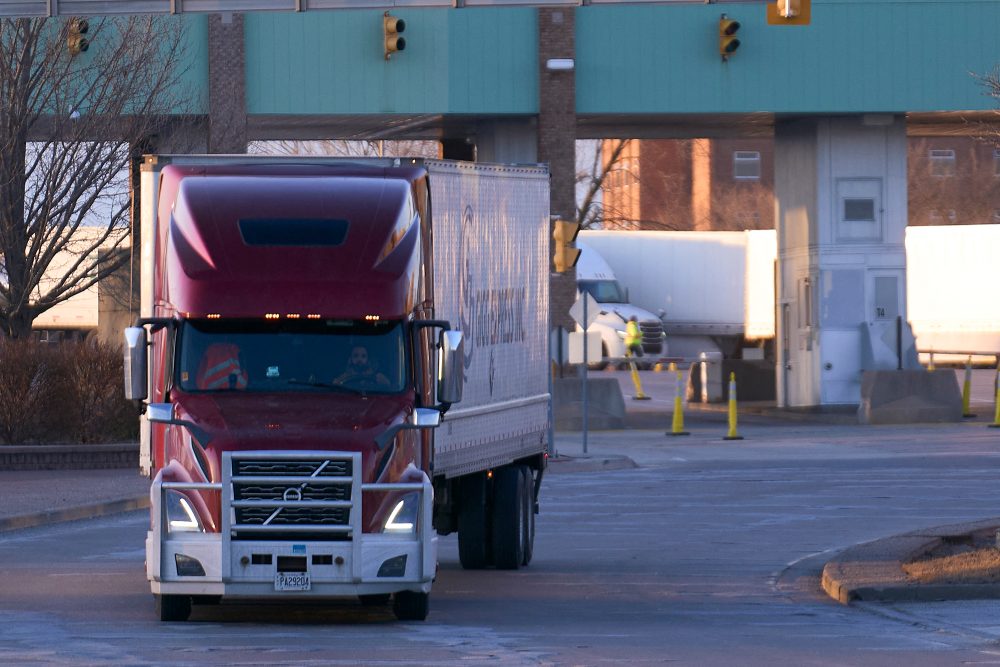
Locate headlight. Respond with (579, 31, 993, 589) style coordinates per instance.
(382, 493, 419, 534)
(165, 490, 204, 533)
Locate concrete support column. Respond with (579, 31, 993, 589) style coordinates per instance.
(775, 115, 914, 408)
(538, 7, 577, 331)
(208, 13, 247, 154)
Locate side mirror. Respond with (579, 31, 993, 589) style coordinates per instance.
(437, 330, 464, 407)
(123, 326, 148, 400)
(147, 402, 175, 423)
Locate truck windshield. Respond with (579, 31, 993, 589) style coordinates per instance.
(176, 319, 407, 394)
(578, 279, 627, 304)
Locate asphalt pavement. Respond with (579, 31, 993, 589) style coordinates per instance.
(2, 367, 998, 605)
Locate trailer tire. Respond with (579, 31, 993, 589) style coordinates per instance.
(491, 466, 525, 569)
(393, 591, 429, 621)
(155, 594, 191, 622)
(520, 466, 535, 566)
(458, 472, 491, 569)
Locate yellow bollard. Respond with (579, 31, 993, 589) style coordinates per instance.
(928, 351, 935, 372)
(626, 349, 651, 400)
(667, 368, 690, 436)
(962, 356, 974, 418)
(723, 372, 743, 441)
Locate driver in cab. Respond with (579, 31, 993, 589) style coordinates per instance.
(333, 345, 390, 388)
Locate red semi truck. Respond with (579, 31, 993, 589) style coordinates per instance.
(124, 155, 550, 621)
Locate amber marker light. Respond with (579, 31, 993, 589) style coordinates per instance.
(206, 313, 221, 319)
(264, 313, 280, 320)
(365, 315, 380, 321)
(286, 314, 301, 319)
(307, 314, 322, 319)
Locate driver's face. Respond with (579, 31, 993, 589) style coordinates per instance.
(349, 347, 369, 369)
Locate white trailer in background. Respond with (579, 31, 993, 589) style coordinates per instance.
(579, 230, 776, 360)
(905, 225, 1000, 363)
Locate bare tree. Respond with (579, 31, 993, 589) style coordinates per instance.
(250, 139, 441, 159)
(0, 16, 191, 338)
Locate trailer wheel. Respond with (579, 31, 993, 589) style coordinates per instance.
(155, 594, 191, 622)
(491, 466, 525, 569)
(458, 472, 491, 569)
(520, 466, 535, 566)
(393, 591, 429, 621)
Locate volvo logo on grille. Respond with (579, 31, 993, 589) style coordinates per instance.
(283, 487, 303, 502)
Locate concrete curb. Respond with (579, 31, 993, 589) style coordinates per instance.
(821, 518, 1000, 604)
(0, 495, 150, 533)
(547, 454, 638, 473)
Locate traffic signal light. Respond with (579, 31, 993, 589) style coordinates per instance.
(67, 17, 89, 56)
(767, 0, 811, 25)
(383, 12, 406, 60)
(552, 219, 581, 274)
(718, 15, 740, 61)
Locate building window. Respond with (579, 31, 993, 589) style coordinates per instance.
(733, 151, 761, 180)
(929, 149, 956, 177)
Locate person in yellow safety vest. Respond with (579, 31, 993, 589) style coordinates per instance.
(624, 315, 643, 358)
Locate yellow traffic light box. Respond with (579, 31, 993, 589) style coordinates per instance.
(718, 15, 740, 61)
(552, 219, 581, 274)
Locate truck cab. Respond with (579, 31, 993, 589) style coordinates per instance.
(575, 241, 666, 366)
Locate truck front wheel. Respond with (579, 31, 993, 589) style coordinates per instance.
(393, 591, 429, 621)
(155, 594, 191, 622)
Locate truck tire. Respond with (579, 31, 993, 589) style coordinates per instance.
(393, 591, 429, 621)
(520, 466, 535, 566)
(155, 594, 191, 622)
(491, 466, 525, 569)
(457, 472, 491, 569)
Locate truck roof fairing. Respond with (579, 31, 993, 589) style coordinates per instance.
(158, 165, 424, 319)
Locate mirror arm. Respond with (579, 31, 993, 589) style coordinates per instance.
(135, 317, 175, 333)
(157, 418, 213, 448)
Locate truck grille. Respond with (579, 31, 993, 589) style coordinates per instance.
(640, 320, 664, 354)
(228, 454, 356, 541)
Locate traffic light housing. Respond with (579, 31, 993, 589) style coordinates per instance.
(67, 17, 89, 56)
(552, 219, 581, 274)
(718, 15, 740, 61)
(767, 0, 811, 25)
(383, 12, 406, 60)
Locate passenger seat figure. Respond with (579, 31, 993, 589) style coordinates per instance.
(196, 343, 249, 390)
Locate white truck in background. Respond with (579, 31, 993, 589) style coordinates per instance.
(578, 230, 776, 361)
(575, 241, 666, 367)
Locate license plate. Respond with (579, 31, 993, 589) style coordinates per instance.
(275, 572, 311, 591)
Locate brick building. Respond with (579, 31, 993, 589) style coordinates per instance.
(600, 136, 1000, 230)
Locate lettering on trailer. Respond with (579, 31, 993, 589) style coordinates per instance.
(456, 204, 526, 396)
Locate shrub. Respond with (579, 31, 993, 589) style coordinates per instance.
(0, 338, 138, 444)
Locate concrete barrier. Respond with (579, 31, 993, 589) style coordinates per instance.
(552, 377, 626, 430)
(0, 443, 138, 470)
(857, 370, 962, 425)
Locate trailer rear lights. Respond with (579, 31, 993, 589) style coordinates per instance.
(377, 555, 407, 578)
(175, 553, 206, 577)
(312, 554, 333, 565)
(251, 554, 272, 565)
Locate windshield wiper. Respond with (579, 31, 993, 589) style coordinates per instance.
(285, 379, 363, 394)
